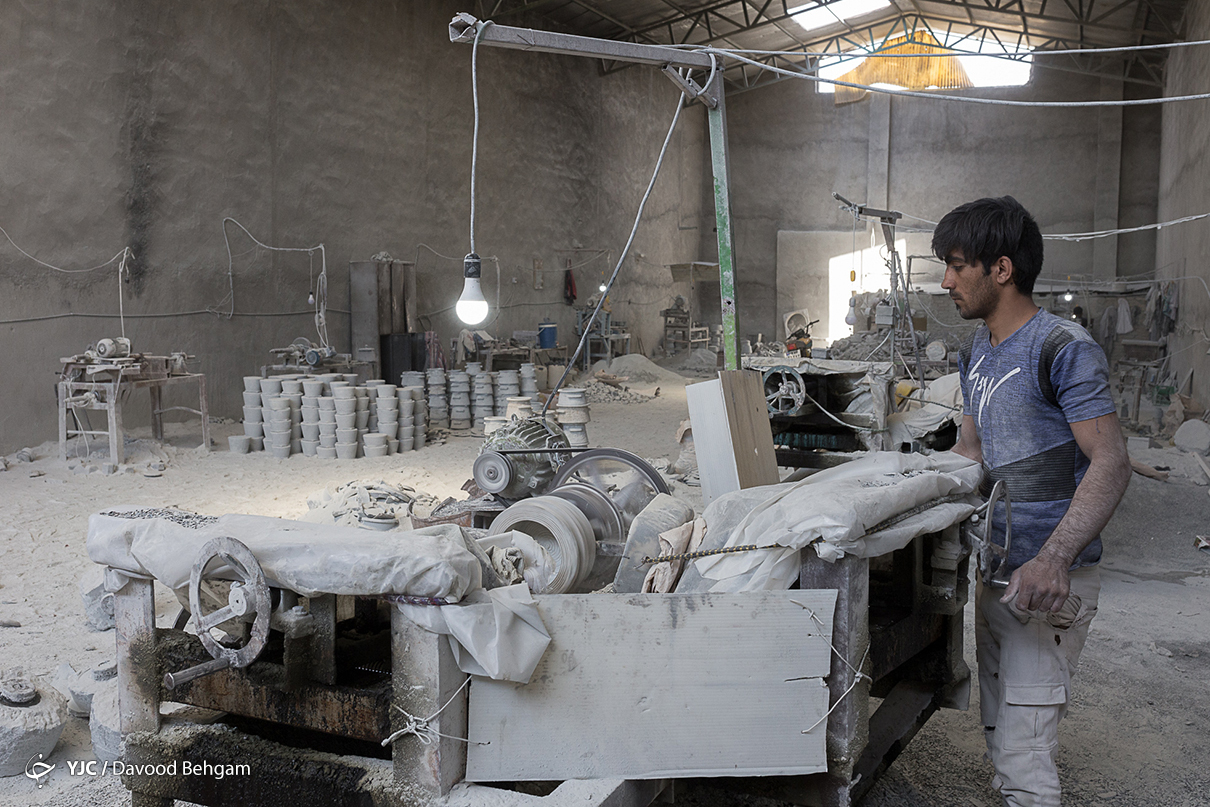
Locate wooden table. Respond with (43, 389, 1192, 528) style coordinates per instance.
(58, 357, 209, 465)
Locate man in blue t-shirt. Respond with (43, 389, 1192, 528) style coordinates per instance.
(935, 196, 1131, 807)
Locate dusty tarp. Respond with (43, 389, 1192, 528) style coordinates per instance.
(87, 510, 481, 600)
(396, 584, 551, 683)
(88, 509, 553, 683)
(678, 451, 982, 592)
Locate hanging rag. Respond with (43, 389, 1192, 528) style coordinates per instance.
(563, 269, 577, 306)
(1116, 298, 1133, 334)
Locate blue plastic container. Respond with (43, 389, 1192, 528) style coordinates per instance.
(538, 320, 557, 349)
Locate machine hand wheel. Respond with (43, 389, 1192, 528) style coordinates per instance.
(762, 366, 807, 415)
(165, 537, 271, 689)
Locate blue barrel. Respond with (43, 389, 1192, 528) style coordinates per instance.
(538, 320, 557, 349)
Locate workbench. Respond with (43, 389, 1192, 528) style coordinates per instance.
(58, 355, 209, 465)
(482, 345, 568, 371)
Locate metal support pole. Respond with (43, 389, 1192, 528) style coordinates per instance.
(706, 70, 740, 370)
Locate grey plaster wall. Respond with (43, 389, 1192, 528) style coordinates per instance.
(721, 60, 1158, 343)
(1156, 1, 1210, 406)
(0, 1, 709, 453)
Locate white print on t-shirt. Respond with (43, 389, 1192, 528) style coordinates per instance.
(966, 355, 1022, 427)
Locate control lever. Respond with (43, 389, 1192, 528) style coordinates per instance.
(967, 480, 1013, 588)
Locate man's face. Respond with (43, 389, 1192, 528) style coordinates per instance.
(940, 250, 997, 320)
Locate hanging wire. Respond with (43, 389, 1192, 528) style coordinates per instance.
(704, 48, 1210, 108)
(542, 88, 689, 415)
(470, 20, 495, 255)
(219, 217, 329, 348)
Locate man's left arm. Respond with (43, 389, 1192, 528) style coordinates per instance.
(1001, 411, 1132, 612)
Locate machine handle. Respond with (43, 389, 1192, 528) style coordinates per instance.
(163, 657, 231, 690)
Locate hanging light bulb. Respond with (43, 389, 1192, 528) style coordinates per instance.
(1063, 290, 1073, 303)
(844, 294, 858, 327)
(598, 284, 607, 293)
(456, 253, 489, 325)
(307, 290, 315, 305)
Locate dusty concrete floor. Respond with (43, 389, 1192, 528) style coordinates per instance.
(1, 366, 1208, 806)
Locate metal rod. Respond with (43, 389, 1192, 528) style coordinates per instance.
(492, 447, 593, 454)
(449, 13, 713, 70)
(163, 656, 230, 690)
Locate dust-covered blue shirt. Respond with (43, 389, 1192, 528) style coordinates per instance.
(959, 308, 1116, 571)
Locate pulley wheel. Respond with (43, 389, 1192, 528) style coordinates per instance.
(548, 482, 625, 548)
(473, 450, 516, 495)
(188, 537, 271, 669)
(551, 448, 669, 534)
(762, 366, 807, 416)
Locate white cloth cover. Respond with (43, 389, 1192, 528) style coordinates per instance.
(87, 510, 482, 600)
(396, 584, 551, 683)
(686, 451, 983, 592)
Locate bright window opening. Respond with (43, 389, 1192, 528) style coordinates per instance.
(789, 0, 892, 34)
(815, 31, 1033, 93)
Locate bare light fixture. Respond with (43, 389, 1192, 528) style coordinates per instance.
(457, 252, 489, 324)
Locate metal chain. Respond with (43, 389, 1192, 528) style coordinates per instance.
(641, 544, 759, 565)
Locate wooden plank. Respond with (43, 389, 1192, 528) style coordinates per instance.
(718, 369, 781, 488)
(467, 590, 836, 782)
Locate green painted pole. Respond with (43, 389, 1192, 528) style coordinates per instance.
(707, 74, 740, 371)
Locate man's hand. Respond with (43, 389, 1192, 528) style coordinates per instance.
(1001, 554, 1071, 613)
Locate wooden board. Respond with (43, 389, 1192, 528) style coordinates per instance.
(467, 590, 837, 781)
(686, 370, 780, 504)
(719, 369, 781, 488)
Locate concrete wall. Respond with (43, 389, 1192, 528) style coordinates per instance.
(0, 1, 709, 453)
(1157, 1, 1210, 406)
(721, 61, 1159, 344)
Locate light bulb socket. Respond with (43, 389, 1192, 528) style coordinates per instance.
(463, 252, 482, 280)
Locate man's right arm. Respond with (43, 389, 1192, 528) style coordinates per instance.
(952, 414, 983, 464)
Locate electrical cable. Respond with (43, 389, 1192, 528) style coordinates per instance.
(667, 37, 1210, 58)
(707, 48, 1210, 108)
(220, 217, 329, 348)
(0, 225, 128, 274)
(848, 209, 1210, 242)
(470, 20, 494, 255)
(543, 89, 688, 415)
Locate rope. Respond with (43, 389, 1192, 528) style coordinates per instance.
(380, 676, 485, 747)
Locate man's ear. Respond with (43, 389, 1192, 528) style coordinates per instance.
(990, 256, 1015, 287)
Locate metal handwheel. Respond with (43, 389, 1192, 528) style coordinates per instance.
(165, 536, 272, 689)
(762, 366, 807, 415)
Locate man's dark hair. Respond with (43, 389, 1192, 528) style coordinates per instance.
(931, 196, 1044, 295)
